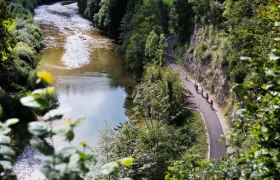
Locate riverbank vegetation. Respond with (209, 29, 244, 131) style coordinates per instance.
(78, 0, 169, 78)
(78, 0, 208, 178)
(97, 65, 207, 179)
(0, 0, 57, 155)
(77, 0, 280, 179)
(1, 0, 279, 179)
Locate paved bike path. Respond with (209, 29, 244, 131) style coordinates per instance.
(166, 36, 226, 159)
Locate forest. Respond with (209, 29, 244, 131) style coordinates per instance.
(0, 0, 279, 179)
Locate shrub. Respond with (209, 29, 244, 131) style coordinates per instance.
(13, 42, 35, 66)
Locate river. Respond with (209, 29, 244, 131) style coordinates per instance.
(13, 2, 134, 179)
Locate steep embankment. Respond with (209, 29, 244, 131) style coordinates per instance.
(183, 24, 230, 107)
(167, 36, 227, 160)
(172, 0, 273, 118)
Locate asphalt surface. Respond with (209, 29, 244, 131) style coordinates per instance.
(166, 36, 227, 160)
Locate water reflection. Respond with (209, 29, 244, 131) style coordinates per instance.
(13, 2, 134, 179)
(58, 82, 127, 145)
(37, 2, 135, 146)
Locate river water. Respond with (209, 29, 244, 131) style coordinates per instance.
(13, 2, 134, 179)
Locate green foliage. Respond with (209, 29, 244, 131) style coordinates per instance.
(0, 0, 43, 93)
(94, 0, 129, 38)
(145, 31, 159, 62)
(167, 3, 280, 179)
(79, 0, 170, 77)
(20, 73, 134, 179)
(10, 0, 42, 12)
(193, 42, 211, 64)
(0, 118, 19, 180)
(100, 157, 134, 176)
(223, 0, 273, 83)
(119, 0, 169, 78)
(0, 72, 135, 179)
(78, 0, 101, 19)
(188, 0, 225, 25)
(124, 33, 146, 77)
(100, 120, 196, 179)
(11, 3, 43, 51)
(0, 1, 43, 92)
(96, 66, 206, 179)
(0, 0, 49, 159)
(97, 110, 207, 179)
(132, 65, 187, 124)
(145, 31, 167, 66)
(84, 0, 101, 19)
(165, 155, 211, 179)
(13, 42, 35, 66)
(163, 0, 172, 6)
(0, 0, 15, 61)
(170, 0, 194, 43)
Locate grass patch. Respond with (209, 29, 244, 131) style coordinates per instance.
(181, 110, 208, 159)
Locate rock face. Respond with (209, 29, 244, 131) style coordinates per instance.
(183, 24, 230, 107)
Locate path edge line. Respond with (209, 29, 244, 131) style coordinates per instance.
(166, 36, 230, 154)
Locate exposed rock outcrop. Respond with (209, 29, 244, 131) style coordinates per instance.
(183, 24, 230, 107)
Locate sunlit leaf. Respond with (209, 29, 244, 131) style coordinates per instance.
(268, 53, 280, 60)
(2, 54, 8, 61)
(261, 126, 268, 133)
(2, 18, 15, 32)
(236, 108, 246, 115)
(79, 141, 86, 148)
(120, 157, 133, 167)
(28, 122, 51, 137)
(37, 71, 53, 84)
(262, 84, 274, 90)
(54, 126, 74, 141)
(5, 118, 19, 126)
(20, 96, 41, 108)
(57, 146, 77, 160)
(270, 4, 279, 11)
(0, 135, 11, 145)
(43, 109, 67, 121)
(32, 87, 55, 95)
(265, 69, 274, 76)
(0, 161, 13, 170)
(240, 56, 251, 61)
(100, 162, 119, 175)
(0, 126, 11, 135)
(0, 145, 15, 158)
(79, 152, 87, 160)
(64, 119, 71, 125)
(250, 129, 261, 136)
